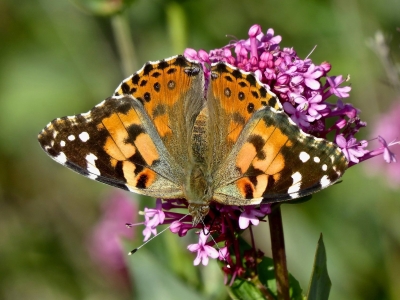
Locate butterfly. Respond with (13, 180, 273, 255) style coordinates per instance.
(38, 55, 348, 225)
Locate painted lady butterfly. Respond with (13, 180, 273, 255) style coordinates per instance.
(38, 55, 348, 225)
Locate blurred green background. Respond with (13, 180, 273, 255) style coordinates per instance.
(1, 0, 399, 299)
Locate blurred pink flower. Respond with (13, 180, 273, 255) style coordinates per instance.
(88, 191, 137, 281)
(367, 101, 400, 188)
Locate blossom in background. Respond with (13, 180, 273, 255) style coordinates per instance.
(88, 191, 137, 284)
(367, 101, 400, 188)
(133, 24, 397, 282)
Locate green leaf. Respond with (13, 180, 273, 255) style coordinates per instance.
(307, 234, 331, 300)
(229, 278, 266, 300)
(228, 238, 304, 300)
(124, 244, 204, 300)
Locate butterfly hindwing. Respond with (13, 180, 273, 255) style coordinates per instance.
(38, 96, 184, 198)
(114, 55, 205, 176)
(213, 105, 348, 205)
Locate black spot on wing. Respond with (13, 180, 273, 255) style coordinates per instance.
(224, 75, 233, 82)
(268, 96, 277, 108)
(231, 69, 242, 79)
(213, 63, 229, 74)
(244, 183, 254, 199)
(245, 74, 257, 86)
(132, 74, 140, 85)
(251, 91, 259, 99)
(136, 173, 149, 189)
(121, 82, 130, 94)
(157, 60, 169, 70)
(125, 124, 145, 144)
(143, 63, 154, 75)
(167, 68, 177, 74)
(173, 55, 190, 67)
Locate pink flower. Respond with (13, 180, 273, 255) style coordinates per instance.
(88, 192, 136, 281)
(187, 231, 219, 266)
(239, 206, 267, 229)
(366, 101, 400, 187)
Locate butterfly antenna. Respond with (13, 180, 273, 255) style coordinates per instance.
(128, 214, 189, 255)
(201, 219, 230, 268)
(305, 45, 318, 59)
(202, 215, 216, 235)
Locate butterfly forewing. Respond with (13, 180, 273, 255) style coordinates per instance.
(206, 62, 282, 173)
(114, 55, 205, 175)
(38, 96, 184, 198)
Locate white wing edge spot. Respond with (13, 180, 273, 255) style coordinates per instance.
(320, 175, 331, 187)
(68, 135, 75, 141)
(86, 153, 101, 176)
(299, 151, 310, 163)
(288, 171, 302, 194)
(55, 152, 67, 164)
(322, 164, 328, 171)
(313, 156, 320, 163)
(60, 140, 66, 147)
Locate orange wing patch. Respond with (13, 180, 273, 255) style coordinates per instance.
(210, 62, 281, 145)
(115, 56, 200, 139)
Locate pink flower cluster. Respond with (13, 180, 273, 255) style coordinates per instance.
(185, 24, 397, 167)
(132, 25, 397, 281)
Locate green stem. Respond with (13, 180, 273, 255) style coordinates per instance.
(252, 275, 276, 300)
(268, 204, 290, 300)
(111, 12, 137, 77)
(166, 1, 187, 54)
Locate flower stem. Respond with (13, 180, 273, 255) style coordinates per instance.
(111, 12, 137, 77)
(268, 204, 290, 300)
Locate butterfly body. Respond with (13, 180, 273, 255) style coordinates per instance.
(38, 55, 348, 225)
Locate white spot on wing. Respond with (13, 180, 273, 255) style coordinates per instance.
(320, 175, 331, 187)
(314, 156, 320, 163)
(288, 171, 302, 194)
(322, 164, 327, 171)
(79, 132, 90, 142)
(55, 152, 67, 164)
(86, 153, 100, 177)
(299, 151, 310, 162)
(60, 140, 66, 147)
(68, 135, 75, 141)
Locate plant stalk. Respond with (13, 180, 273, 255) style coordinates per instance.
(268, 204, 290, 300)
(111, 12, 137, 77)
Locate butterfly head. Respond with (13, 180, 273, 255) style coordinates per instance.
(188, 203, 210, 226)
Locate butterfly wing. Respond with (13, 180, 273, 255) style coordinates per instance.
(38, 56, 205, 198)
(206, 62, 348, 204)
(213, 105, 348, 204)
(206, 62, 281, 175)
(114, 55, 205, 175)
(38, 96, 185, 198)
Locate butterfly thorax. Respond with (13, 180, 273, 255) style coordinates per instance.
(185, 163, 213, 226)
